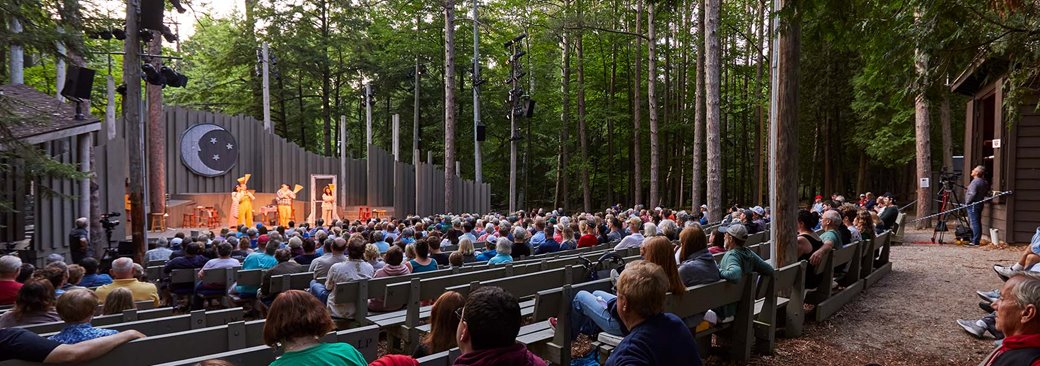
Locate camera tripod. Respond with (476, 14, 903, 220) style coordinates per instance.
(932, 177, 971, 244)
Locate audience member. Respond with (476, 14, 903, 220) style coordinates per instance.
(259, 249, 304, 306)
(292, 238, 320, 266)
(428, 239, 450, 266)
(0, 327, 143, 363)
(77, 258, 112, 287)
(365, 244, 386, 271)
(453, 286, 546, 366)
(559, 226, 577, 251)
(407, 238, 439, 273)
(369, 247, 411, 312)
(0, 279, 61, 327)
(264, 290, 366, 366)
(48, 289, 117, 344)
(413, 291, 464, 358)
(534, 225, 561, 255)
(35, 264, 70, 297)
(604, 260, 701, 366)
(101, 288, 136, 315)
(487, 238, 514, 265)
(0, 256, 23, 305)
(236, 239, 280, 297)
(718, 224, 774, 321)
(614, 218, 645, 251)
(326, 235, 375, 319)
(64, 265, 86, 293)
(145, 238, 173, 262)
(511, 227, 531, 258)
(456, 238, 478, 263)
(95, 257, 160, 306)
(978, 272, 1040, 366)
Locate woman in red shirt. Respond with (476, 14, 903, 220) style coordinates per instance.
(577, 221, 599, 248)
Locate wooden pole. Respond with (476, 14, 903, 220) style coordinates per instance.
(262, 42, 272, 132)
(8, 17, 23, 84)
(472, 0, 483, 183)
(124, 0, 147, 262)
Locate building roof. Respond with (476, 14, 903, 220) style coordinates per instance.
(0, 83, 101, 146)
(950, 54, 1010, 96)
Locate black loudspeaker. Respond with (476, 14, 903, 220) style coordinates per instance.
(477, 124, 486, 141)
(61, 66, 96, 101)
(140, 0, 165, 30)
(117, 240, 135, 256)
(522, 99, 536, 118)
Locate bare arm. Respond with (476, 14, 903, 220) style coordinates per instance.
(43, 330, 145, 363)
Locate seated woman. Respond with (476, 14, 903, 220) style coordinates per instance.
(0, 279, 61, 328)
(101, 288, 136, 315)
(407, 239, 439, 273)
(487, 238, 514, 265)
(456, 238, 478, 263)
(412, 291, 464, 358)
(675, 226, 722, 330)
(264, 290, 366, 366)
(368, 247, 411, 312)
(605, 260, 701, 366)
(707, 227, 727, 255)
(49, 289, 118, 344)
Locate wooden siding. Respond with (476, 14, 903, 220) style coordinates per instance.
(1012, 96, 1040, 242)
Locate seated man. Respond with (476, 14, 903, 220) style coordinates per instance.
(978, 272, 1040, 365)
(606, 260, 701, 366)
(613, 217, 645, 251)
(0, 327, 143, 363)
(454, 286, 546, 366)
(77, 258, 112, 288)
(49, 289, 118, 344)
(95, 258, 160, 306)
(0, 256, 23, 305)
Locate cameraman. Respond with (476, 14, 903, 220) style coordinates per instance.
(68, 218, 90, 264)
(965, 165, 991, 246)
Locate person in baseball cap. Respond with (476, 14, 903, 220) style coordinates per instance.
(717, 223, 773, 320)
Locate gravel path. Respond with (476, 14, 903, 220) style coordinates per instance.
(729, 228, 1020, 366)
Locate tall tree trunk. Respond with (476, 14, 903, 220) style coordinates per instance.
(555, 14, 572, 211)
(443, 0, 457, 212)
(775, 0, 801, 266)
(647, 1, 659, 208)
(321, 1, 332, 155)
(914, 11, 932, 229)
(755, 0, 766, 205)
(633, 0, 644, 205)
(607, 0, 619, 207)
(692, 0, 705, 212)
(146, 33, 165, 217)
(705, 0, 723, 222)
(576, 0, 591, 213)
(941, 92, 953, 172)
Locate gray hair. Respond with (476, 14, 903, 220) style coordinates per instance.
(75, 217, 88, 228)
(658, 219, 677, 237)
(643, 222, 658, 237)
(288, 236, 303, 248)
(822, 210, 842, 228)
(246, 228, 258, 236)
(511, 226, 528, 241)
(0, 256, 22, 274)
(372, 231, 385, 242)
(155, 237, 169, 248)
(495, 237, 512, 255)
(112, 257, 134, 275)
(1007, 272, 1040, 309)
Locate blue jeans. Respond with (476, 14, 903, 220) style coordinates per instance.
(968, 204, 983, 245)
(571, 290, 622, 336)
(309, 279, 329, 304)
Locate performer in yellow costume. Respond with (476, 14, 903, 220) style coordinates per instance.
(235, 175, 255, 227)
(321, 185, 335, 224)
(275, 184, 296, 227)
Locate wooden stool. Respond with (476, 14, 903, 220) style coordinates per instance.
(203, 207, 220, 228)
(149, 213, 166, 232)
(182, 213, 197, 228)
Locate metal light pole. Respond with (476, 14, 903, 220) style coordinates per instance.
(768, 0, 780, 266)
(472, 0, 483, 183)
(261, 42, 272, 132)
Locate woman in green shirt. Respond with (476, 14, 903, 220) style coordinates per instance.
(264, 290, 366, 366)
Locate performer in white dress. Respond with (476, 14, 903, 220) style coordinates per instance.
(321, 185, 335, 225)
(230, 185, 241, 227)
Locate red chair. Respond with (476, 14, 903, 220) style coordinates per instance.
(358, 207, 371, 221)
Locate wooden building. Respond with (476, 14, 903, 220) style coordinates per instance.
(951, 57, 1040, 243)
(0, 84, 100, 264)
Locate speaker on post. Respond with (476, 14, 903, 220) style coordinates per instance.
(61, 66, 96, 101)
(140, 0, 165, 30)
(522, 99, 536, 118)
(476, 124, 487, 142)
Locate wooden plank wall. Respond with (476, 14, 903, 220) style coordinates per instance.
(1013, 95, 1040, 242)
(164, 107, 489, 218)
(34, 137, 82, 263)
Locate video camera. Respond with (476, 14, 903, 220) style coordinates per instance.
(939, 171, 961, 183)
(100, 212, 121, 230)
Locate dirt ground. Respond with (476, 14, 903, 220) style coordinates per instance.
(719, 228, 1020, 366)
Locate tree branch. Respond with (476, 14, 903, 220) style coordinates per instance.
(564, 25, 649, 42)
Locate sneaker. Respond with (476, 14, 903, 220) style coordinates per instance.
(957, 319, 986, 338)
(994, 265, 1014, 281)
(979, 301, 995, 313)
(548, 317, 557, 330)
(977, 289, 1000, 303)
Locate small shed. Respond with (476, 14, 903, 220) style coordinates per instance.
(951, 56, 1040, 243)
(0, 83, 100, 265)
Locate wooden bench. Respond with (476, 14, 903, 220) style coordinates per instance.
(19, 307, 176, 334)
(36, 308, 245, 337)
(753, 261, 807, 354)
(151, 325, 381, 366)
(864, 231, 893, 287)
(810, 240, 864, 321)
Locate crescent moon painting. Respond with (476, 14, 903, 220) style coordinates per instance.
(180, 123, 238, 177)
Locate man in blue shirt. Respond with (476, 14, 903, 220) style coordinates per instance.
(76, 258, 112, 288)
(529, 218, 547, 248)
(534, 225, 561, 255)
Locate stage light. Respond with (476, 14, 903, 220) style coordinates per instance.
(141, 64, 165, 86)
(504, 40, 514, 48)
(112, 28, 127, 40)
(513, 33, 527, 43)
(169, 0, 187, 13)
(116, 83, 127, 95)
(510, 50, 526, 63)
(160, 25, 178, 43)
(139, 29, 154, 43)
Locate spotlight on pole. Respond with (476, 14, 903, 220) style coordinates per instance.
(141, 64, 165, 86)
(159, 66, 188, 88)
(139, 29, 154, 43)
(160, 25, 178, 43)
(112, 28, 127, 40)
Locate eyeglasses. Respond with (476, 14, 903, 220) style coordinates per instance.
(454, 307, 465, 321)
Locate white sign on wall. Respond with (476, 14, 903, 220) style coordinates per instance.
(992, 139, 1001, 148)
(920, 178, 930, 188)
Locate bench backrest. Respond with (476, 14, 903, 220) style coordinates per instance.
(19, 307, 176, 334)
(446, 266, 585, 299)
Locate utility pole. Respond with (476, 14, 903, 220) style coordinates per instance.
(472, 0, 483, 183)
(9, 16, 23, 84)
(413, 59, 421, 165)
(261, 42, 272, 132)
(508, 41, 519, 213)
(365, 82, 373, 149)
(124, 0, 147, 262)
